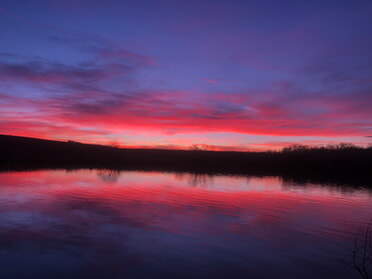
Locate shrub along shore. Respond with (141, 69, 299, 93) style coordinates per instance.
(1, 134, 371, 187)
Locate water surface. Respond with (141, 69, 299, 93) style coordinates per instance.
(0, 169, 371, 279)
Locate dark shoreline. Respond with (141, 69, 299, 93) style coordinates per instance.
(1, 134, 371, 187)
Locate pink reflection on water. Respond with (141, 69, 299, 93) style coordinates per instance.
(0, 169, 371, 279)
(0, 170, 371, 235)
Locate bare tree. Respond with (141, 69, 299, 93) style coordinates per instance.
(341, 223, 372, 279)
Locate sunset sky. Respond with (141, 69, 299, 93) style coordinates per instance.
(0, 0, 371, 150)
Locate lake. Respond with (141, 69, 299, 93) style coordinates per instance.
(0, 169, 371, 279)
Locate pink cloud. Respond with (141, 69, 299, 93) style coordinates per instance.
(96, 49, 157, 67)
(2, 85, 371, 145)
(203, 78, 220, 85)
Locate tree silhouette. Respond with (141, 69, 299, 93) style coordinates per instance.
(341, 223, 372, 279)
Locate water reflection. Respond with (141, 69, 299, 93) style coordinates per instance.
(174, 173, 214, 187)
(97, 169, 121, 183)
(0, 169, 371, 279)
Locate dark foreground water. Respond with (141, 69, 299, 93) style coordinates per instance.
(0, 170, 371, 279)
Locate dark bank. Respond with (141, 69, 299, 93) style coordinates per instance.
(1, 134, 371, 187)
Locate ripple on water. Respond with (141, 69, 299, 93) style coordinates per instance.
(0, 169, 371, 279)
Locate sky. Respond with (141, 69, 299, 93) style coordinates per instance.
(0, 0, 371, 151)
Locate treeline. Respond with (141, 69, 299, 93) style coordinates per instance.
(0, 134, 371, 186)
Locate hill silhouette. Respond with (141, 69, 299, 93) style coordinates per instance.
(1, 134, 371, 186)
